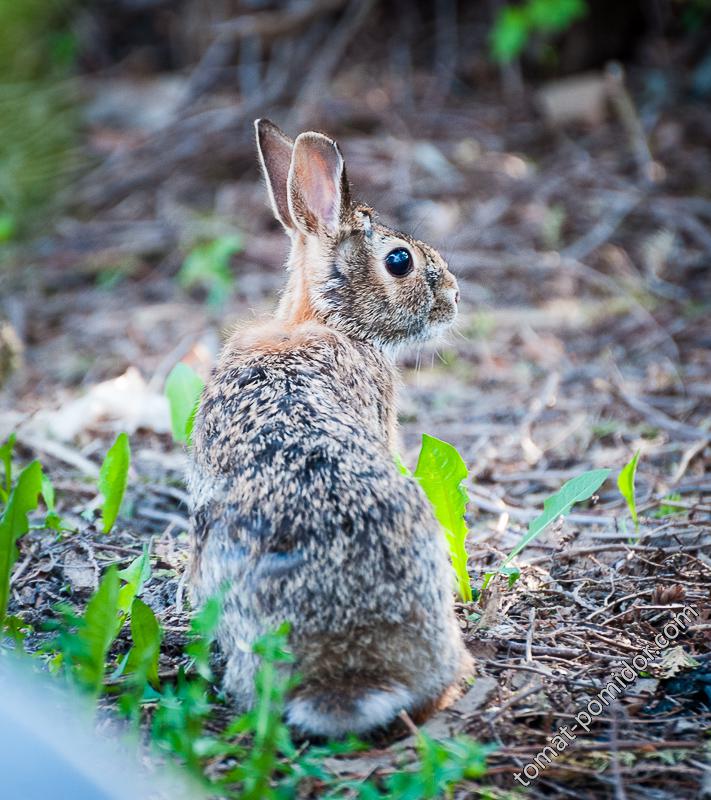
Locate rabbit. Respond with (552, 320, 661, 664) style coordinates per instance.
(188, 118, 472, 738)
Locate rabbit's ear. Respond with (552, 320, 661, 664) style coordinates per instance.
(288, 132, 349, 236)
(255, 118, 294, 231)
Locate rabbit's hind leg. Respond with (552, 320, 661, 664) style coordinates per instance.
(218, 607, 263, 711)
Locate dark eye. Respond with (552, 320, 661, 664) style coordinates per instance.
(384, 247, 413, 277)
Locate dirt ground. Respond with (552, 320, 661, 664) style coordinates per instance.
(1, 24, 710, 798)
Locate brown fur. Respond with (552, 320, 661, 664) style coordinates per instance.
(188, 119, 471, 738)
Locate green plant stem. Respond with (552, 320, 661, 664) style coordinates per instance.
(449, 536, 471, 603)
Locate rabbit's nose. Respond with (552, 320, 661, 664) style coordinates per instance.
(454, 290, 460, 304)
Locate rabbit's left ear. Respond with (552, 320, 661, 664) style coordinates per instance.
(255, 118, 295, 231)
(288, 132, 349, 236)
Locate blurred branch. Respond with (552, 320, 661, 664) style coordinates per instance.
(216, 0, 347, 40)
(292, 0, 377, 127)
(75, 0, 381, 209)
(179, 0, 349, 112)
(74, 90, 281, 209)
(605, 61, 658, 184)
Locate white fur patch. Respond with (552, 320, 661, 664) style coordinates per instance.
(357, 209, 372, 236)
(286, 685, 413, 738)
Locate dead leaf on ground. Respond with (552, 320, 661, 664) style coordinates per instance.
(28, 367, 170, 441)
(658, 646, 701, 679)
(63, 549, 99, 591)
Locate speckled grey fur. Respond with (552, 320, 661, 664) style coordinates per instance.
(188, 119, 472, 737)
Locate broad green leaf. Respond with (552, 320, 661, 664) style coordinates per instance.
(40, 473, 55, 511)
(70, 565, 121, 696)
(126, 597, 161, 688)
(617, 450, 640, 531)
(165, 362, 205, 445)
(0, 460, 42, 626)
(415, 434, 473, 602)
(185, 398, 201, 443)
(117, 548, 152, 627)
(504, 468, 610, 565)
(99, 433, 130, 534)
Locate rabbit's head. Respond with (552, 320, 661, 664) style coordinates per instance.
(255, 119, 459, 351)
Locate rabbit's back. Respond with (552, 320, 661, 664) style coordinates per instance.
(188, 324, 468, 733)
(190, 322, 439, 611)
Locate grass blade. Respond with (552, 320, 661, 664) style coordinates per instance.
(99, 433, 130, 534)
(0, 432, 16, 501)
(617, 450, 641, 531)
(504, 468, 610, 564)
(0, 460, 42, 626)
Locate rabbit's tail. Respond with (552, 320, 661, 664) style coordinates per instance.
(285, 683, 413, 738)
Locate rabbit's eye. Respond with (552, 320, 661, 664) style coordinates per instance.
(385, 248, 412, 277)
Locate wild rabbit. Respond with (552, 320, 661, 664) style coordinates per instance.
(189, 119, 472, 738)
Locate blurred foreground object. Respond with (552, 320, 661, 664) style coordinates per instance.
(0, 659, 199, 800)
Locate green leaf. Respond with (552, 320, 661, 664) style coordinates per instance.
(481, 571, 495, 593)
(40, 473, 55, 511)
(490, 6, 529, 62)
(0, 432, 16, 502)
(98, 433, 130, 534)
(617, 450, 640, 531)
(415, 434, 473, 602)
(125, 597, 161, 688)
(69, 566, 121, 696)
(490, 0, 587, 62)
(4, 613, 31, 643)
(0, 460, 42, 626)
(394, 453, 412, 477)
(178, 235, 242, 307)
(385, 733, 492, 796)
(504, 468, 610, 565)
(165, 362, 205, 445)
(40, 473, 65, 531)
(654, 492, 684, 519)
(528, 0, 586, 31)
(0, 212, 16, 242)
(500, 565, 521, 589)
(116, 548, 152, 633)
(186, 595, 222, 680)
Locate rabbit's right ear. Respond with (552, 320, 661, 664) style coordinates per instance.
(255, 119, 294, 231)
(287, 132, 348, 237)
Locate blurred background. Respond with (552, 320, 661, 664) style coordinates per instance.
(1, 0, 710, 465)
